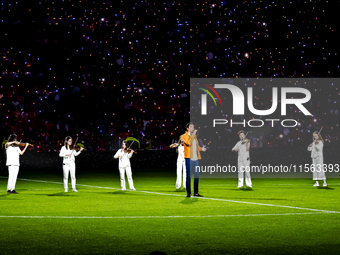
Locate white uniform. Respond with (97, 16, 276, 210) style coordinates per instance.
(232, 140, 252, 187)
(176, 144, 186, 189)
(59, 146, 81, 191)
(5, 145, 21, 191)
(114, 149, 135, 190)
(307, 141, 326, 181)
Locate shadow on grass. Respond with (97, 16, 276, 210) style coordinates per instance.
(30, 192, 71, 196)
(16, 189, 28, 192)
(220, 188, 246, 191)
(317, 186, 335, 190)
(47, 192, 71, 196)
(180, 197, 202, 205)
(96, 191, 139, 195)
(0, 194, 22, 200)
(174, 189, 187, 192)
(238, 187, 254, 191)
(152, 190, 186, 193)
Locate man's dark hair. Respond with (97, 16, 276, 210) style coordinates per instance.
(186, 122, 194, 130)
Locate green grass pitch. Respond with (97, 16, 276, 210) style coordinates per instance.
(0, 170, 339, 255)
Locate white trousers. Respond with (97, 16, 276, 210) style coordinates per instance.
(176, 159, 186, 189)
(312, 157, 326, 181)
(119, 166, 135, 190)
(7, 165, 19, 191)
(238, 160, 252, 187)
(63, 163, 76, 190)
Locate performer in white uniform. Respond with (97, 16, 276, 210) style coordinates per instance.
(232, 130, 252, 188)
(59, 136, 84, 192)
(114, 140, 136, 191)
(307, 131, 327, 187)
(175, 136, 186, 190)
(5, 134, 29, 194)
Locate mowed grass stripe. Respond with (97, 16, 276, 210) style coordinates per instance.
(1, 176, 339, 214)
(0, 212, 339, 219)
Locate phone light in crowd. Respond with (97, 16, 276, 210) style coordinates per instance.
(313, 118, 317, 122)
(245, 53, 249, 58)
(279, 134, 283, 138)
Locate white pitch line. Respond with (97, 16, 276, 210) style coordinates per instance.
(0, 212, 339, 219)
(137, 190, 340, 214)
(1, 176, 339, 214)
(1, 189, 61, 191)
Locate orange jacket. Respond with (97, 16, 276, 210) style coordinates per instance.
(182, 132, 202, 159)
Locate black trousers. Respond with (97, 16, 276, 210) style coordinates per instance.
(185, 159, 199, 195)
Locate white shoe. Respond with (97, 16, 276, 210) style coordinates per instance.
(313, 181, 319, 187)
(246, 185, 252, 188)
(64, 190, 68, 192)
(323, 182, 327, 187)
(130, 188, 136, 191)
(121, 188, 126, 191)
(72, 189, 78, 192)
(237, 185, 243, 188)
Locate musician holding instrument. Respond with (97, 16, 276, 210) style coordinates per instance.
(308, 129, 327, 187)
(5, 134, 31, 194)
(170, 135, 186, 190)
(59, 136, 84, 192)
(232, 130, 252, 188)
(114, 140, 136, 191)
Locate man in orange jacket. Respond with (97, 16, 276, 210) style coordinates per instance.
(182, 122, 207, 197)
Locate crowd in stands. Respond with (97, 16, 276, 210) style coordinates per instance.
(0, 0, 339, 152)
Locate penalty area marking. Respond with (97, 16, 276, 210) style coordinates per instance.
(0, 212, 339, 219)
(1, 176, 339, 214)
